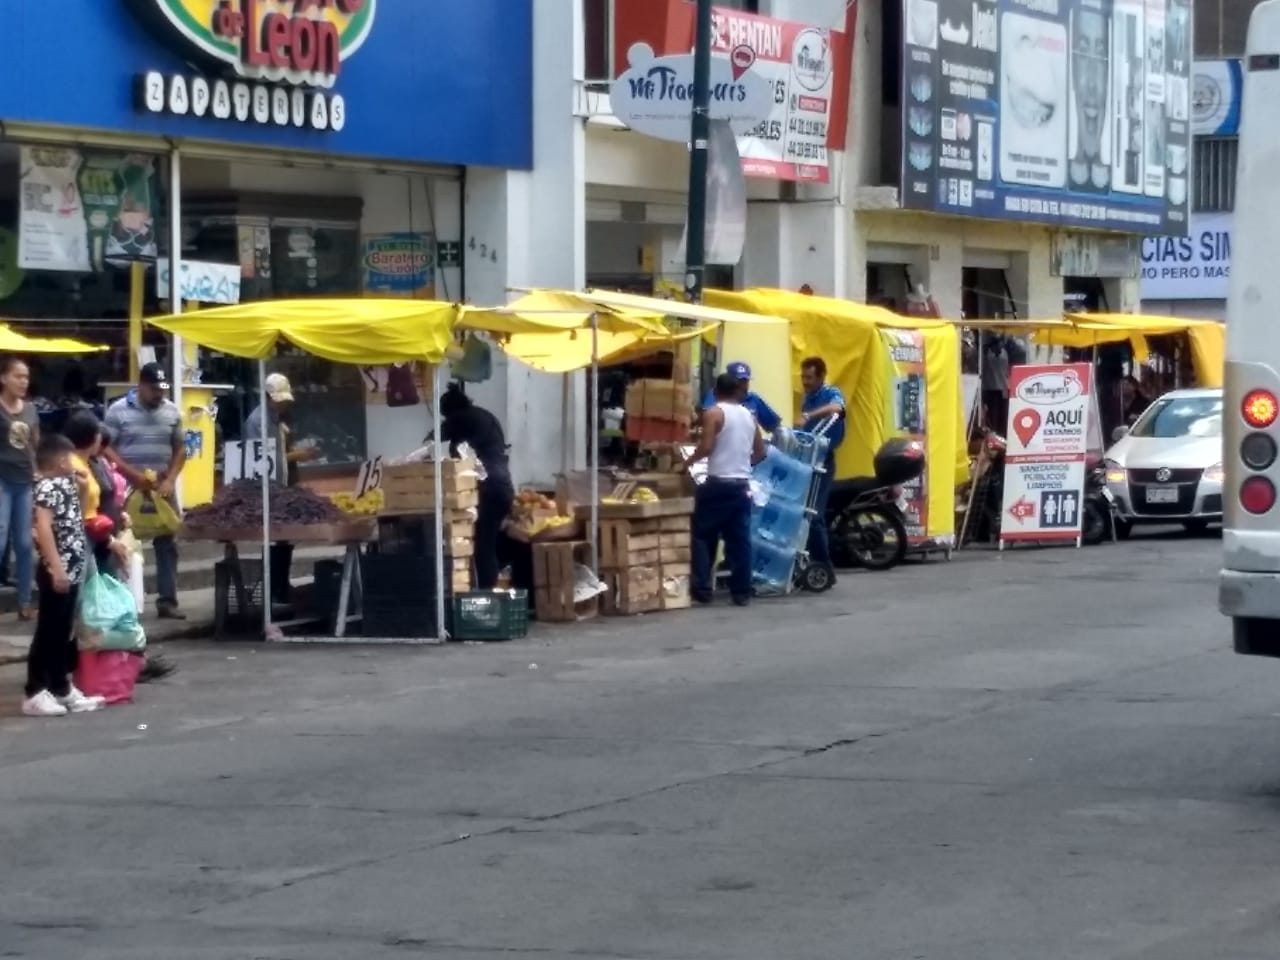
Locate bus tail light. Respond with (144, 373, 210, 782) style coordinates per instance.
(1241, 433, 1279, 471)
(1240, 476, 1277, 515)
(1242, 389, 1279, 428)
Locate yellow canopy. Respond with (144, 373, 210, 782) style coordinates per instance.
(706, 289, 970, 544)
(499, 324, 709, 374)
(0, 324, 108, 353)
(146, 298, 458, 364)
(457, 290, 668, 337)
(576, 288, 788, 327)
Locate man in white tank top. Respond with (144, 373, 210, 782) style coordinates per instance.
(681, 373, 765, 605)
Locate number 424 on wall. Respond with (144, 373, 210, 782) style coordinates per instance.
(468, 237, 498, 264)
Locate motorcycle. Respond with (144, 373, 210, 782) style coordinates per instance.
(826, 439, 925, 571)
(973, 429, 1007, 543)
(1081, 457, 1118, 546)
(976, 431, 1115, 546)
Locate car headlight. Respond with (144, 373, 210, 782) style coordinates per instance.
(1104, 460, 1126, 484)
(1204, 462, 1225, 483)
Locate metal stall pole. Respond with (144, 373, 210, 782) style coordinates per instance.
(683, 0, 713, 305)
(258, 359, 272, 633)
(433, 364, 446, 641)
(590, 312, 600, 576)
(168, 147, 185, 508)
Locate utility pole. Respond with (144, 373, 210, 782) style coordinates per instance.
(683, 0, 713, 305)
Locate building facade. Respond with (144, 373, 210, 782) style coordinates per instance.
(0, 0, 589, 486)
(580, 0, 1191, 322)
(1138, 0, 1251, 322)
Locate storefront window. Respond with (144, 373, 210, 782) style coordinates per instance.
(0, 141, 169, 409)
(181, 190, 368, 468)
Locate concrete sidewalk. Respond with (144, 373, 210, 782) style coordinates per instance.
(0, 588, 216, 667)
(0, 542, 340, 615)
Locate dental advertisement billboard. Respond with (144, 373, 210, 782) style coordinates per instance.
(900, 0, 1191, 235)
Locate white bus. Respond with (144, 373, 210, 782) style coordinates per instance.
(1221, 0, 1280, 656)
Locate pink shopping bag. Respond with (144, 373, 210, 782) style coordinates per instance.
(74, 650, 144, 705)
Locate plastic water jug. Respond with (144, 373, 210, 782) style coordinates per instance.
(754, 447, 814, 504)
(751, 538, 796, 587)
(752, 497, 807, 546)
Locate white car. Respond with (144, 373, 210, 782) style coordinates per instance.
(1104, 387, 1224, 536)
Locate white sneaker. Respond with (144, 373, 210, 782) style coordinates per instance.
(22, 690, 69, 717)
(57, 686, 106, 713)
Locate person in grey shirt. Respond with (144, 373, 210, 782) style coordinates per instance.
(0, 357, 40, 618)
(104, 362, 187, 619)
(244, 373, 317, 605)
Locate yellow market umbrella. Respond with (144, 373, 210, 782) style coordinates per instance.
(0, 324, 108, 353)
(146, 298, 458, 363)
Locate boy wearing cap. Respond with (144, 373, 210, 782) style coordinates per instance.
(700, 361, 781, 432)
(104, 362, 187, 619)
(245, 373, 319, 606)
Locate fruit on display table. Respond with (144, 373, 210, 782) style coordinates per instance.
(184, 481, 349, 531)
(331, 488, 386, 516)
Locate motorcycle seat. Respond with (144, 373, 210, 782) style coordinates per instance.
(830, 476, 882, 498)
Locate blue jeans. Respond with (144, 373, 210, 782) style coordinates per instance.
(806, 454, 835, 566)
(692, 478, 752, 601)
(0, 479, 34, 606)
(153, 534, 179, 606)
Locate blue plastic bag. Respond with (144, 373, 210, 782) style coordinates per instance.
(76, 570, 146, 653)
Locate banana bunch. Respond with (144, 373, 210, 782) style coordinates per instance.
(331, 488, 386, 516)
(632, 487, 659, 503)
(527, 514, 575, 537)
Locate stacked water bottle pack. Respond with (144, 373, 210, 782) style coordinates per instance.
(749, 442, 821, 590)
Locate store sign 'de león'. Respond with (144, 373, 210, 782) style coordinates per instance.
(127, 0, 377, 132)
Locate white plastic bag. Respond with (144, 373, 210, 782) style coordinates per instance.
(128, 553, 145, 612)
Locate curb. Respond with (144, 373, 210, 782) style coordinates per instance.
(0, 618, 216, 667)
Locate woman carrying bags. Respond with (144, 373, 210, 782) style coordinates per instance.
(0, 357, 40, 620)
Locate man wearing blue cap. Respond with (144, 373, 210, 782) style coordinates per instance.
(701, 361, 781, 432)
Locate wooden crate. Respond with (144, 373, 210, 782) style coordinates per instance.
(451, 554, 472, 593)
(602, 564, 662, 616)
(382, 459, 480, 515)
(576, 497, 694, 523)
(532, 540, 598, 622)
(600, 522, 661, 569)
(659, 531, 691, 565)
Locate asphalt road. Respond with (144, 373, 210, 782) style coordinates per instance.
(2, 530, 1273, 960)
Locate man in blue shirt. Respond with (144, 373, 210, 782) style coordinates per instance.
(797, 356, 846, 572)
(701, 361, 781, 432)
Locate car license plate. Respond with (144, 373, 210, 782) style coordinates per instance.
(1100, 487, 1115, 504)
(1145, 485, 1178, 504)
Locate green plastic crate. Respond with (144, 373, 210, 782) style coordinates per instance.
(451, 590, 529, 641)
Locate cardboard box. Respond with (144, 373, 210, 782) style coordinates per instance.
(624, 379, 694, 422)
(661, 564, 692, 610)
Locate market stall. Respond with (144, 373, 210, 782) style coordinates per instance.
(463, 290, 785, 618)
(705, 287, 969, 556)
(146, 298, 461, 642)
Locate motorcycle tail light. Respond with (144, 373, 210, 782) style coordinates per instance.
(1242, 389, 1279, 429)
(1240, 476, 1277, 515)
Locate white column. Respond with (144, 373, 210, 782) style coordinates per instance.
(463, 0, 586, 487)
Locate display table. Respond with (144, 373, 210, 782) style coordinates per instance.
(181, 520, 376, 638)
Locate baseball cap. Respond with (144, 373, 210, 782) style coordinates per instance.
(265, 373, 295, 403)
(138, 362, 170, 390)
(726, 361, 752, 381)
